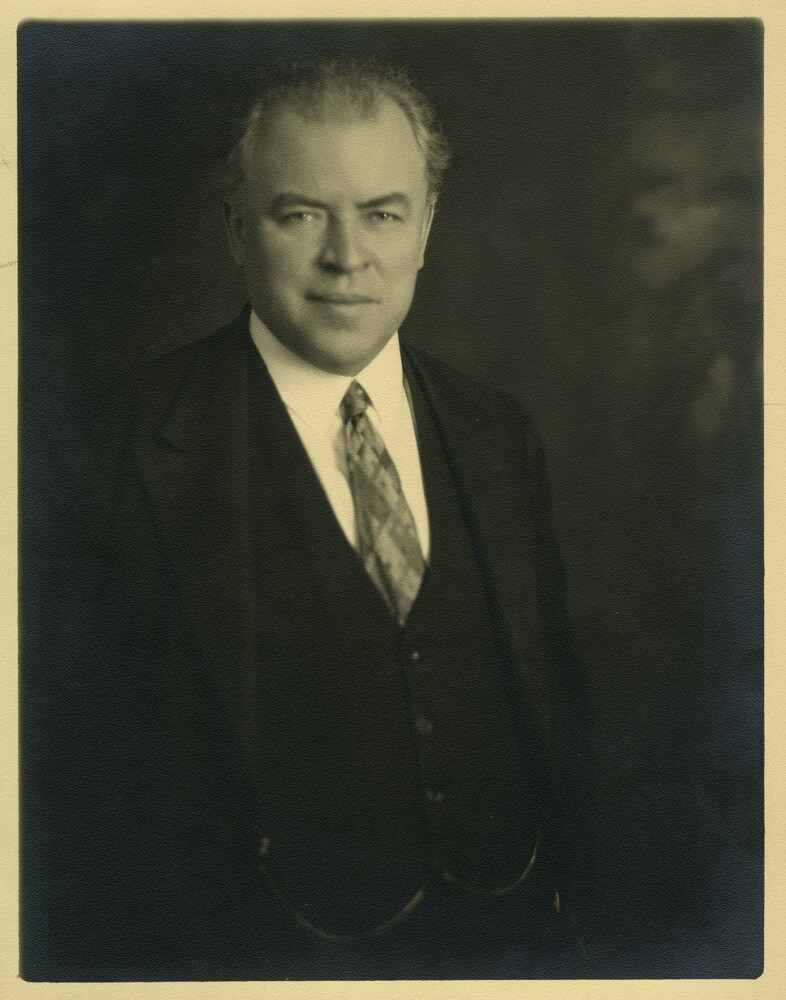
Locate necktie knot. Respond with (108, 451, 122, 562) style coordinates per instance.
(340, 380, 370, 425)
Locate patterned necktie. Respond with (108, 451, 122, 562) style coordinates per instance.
(340, 380, 426, 626)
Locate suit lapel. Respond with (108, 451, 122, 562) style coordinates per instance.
(132, 319, 262, 783)
(403, 346, 553, 745)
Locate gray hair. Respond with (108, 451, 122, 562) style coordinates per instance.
(222, 57, 451, 205)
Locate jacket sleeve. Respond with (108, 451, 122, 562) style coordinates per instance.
(520, 410, 597, 916)
(88, 392, 193, 975)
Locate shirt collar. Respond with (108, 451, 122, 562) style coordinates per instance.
(249, 309, 406, 432)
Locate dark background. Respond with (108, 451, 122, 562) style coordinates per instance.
(19, 20, 763, 978)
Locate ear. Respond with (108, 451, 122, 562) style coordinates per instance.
(224, 199, 247, 267)
(417, 200, 436, 269)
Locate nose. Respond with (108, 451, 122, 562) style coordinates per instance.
(317, 217, 370, 274)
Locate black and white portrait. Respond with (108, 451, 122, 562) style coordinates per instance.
(18, 20, 763, 982)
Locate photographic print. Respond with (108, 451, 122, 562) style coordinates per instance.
(18, 19, 763, 981)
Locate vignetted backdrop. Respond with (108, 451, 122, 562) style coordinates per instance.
(19, 20, 763, 977)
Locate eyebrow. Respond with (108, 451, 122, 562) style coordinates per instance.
(358, 193, 412, 211)
(269, 194, 327, 213)
(269, 192, 413, 213)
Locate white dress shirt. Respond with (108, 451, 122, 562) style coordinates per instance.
(250, 310, 430, 561)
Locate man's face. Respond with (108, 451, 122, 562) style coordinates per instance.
(226, 97, 435, 375)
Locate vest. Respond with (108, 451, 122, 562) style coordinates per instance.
(247, 346, 548, 937)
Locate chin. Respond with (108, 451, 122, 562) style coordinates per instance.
(308, 332, 393, 376)
(311, 350, 375, 377)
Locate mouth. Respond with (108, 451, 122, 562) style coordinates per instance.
(306, 294, 378, 305)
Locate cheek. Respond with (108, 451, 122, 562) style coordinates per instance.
(253, 244, 311, 294)
(253, 222, 314, 269)
(383, 239, 427, 277)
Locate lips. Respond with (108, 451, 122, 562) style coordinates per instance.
(306, 293, 378, 305)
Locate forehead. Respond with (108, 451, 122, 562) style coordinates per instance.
(245, 97, 429, 201)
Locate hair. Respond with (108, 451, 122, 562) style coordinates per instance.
(221, 56, 451, 205)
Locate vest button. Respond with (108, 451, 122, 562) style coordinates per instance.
(415, 716, 433, 736)
(410, 650, 421, 662)
(424, 787, 445, 805)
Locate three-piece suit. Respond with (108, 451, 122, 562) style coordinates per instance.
(97, 305, 593, 979)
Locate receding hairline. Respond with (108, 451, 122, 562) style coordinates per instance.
(243, 93, 430, 177)
(223, 62, 451, 205)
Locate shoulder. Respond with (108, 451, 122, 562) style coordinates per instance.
(403, 341, 542, 451)
(127, 308, 250, 435)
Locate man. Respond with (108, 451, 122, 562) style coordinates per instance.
(104, 58, 593, 980)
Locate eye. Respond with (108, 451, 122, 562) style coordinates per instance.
(277, 210, 319, 225)
(368, 210, 402, 223)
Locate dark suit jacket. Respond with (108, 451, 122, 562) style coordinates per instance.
(92, 306, 593, 977)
